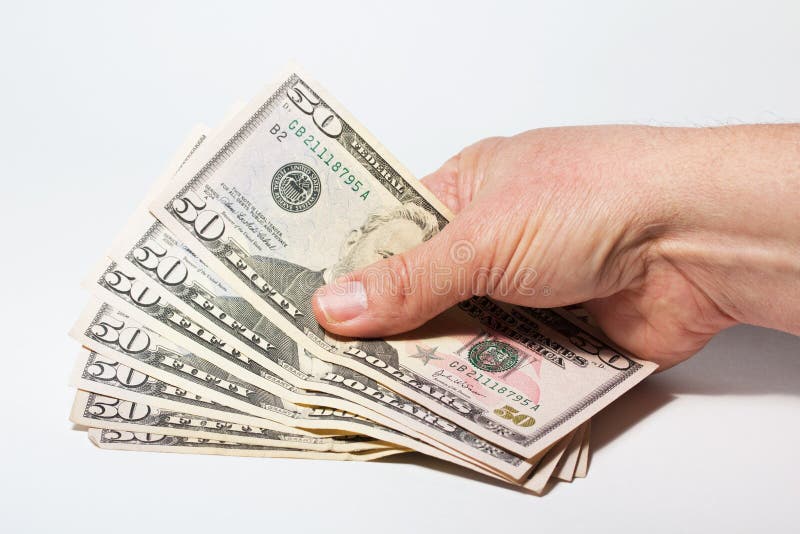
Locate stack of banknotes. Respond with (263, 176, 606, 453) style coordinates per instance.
(68, 66, 657, 494)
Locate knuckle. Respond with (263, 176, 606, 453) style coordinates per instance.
(385, 253, 416, 300)
(384, 252, 435, 321)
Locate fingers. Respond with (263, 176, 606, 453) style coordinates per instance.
(312, 219, 478, 337)
(313, 137, 503, 337)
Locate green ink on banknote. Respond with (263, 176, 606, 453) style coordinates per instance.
(468, 340, 520, 373)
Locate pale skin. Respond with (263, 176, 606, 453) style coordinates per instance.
(313, 125, 800, 370)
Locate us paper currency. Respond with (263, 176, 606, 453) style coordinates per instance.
(575, 421, 591, 478)
(87, 428, 404, 461)
(70, 349, 330, 438)
(90, 127, 541, 480)
(554, 424, 585, 482)
(69, 117, 534, 479)
(150, 65, 656, 460)
(523, 429, 578, 494)
(95, 231, 538, 479)
(72, 349, 592, 491)
(68, 341, 508, 480)
(71, 389, 394, 452)
(70, 298, 366, 433)
(85, 257, 382, 419)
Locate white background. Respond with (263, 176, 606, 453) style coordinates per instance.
(1, 1, 799, 532)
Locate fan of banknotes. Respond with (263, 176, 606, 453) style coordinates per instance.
(68, 65, 657, 495)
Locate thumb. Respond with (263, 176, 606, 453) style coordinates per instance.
(311, 216, 482, 337)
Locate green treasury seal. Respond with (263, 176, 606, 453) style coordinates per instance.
(271, 162, 322, 213)
(468, 340, 520, 373)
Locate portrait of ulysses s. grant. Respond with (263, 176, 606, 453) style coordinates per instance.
(213, 202, 441, 378)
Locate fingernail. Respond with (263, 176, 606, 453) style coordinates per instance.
(314, 281, 367, 324)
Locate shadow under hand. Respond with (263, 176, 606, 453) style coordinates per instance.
(651, 324, 800, 396)
(591, 379, 676, 453)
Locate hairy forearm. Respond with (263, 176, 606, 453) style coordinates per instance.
(652, 124, 800, 334)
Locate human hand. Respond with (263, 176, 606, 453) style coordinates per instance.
(313, 125, 800, 370)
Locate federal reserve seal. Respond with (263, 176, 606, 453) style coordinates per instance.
(468, 340, 520, 373)
(271, 162, 321, 213)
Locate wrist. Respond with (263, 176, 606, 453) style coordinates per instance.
(648, 125, 800, 334)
